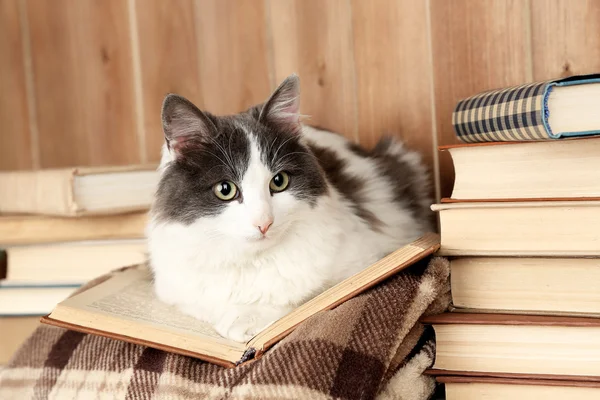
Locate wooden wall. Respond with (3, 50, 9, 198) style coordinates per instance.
(1, 0, 599, 199)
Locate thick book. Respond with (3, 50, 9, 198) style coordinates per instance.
(0, 212, 147, 246)
(421, 312, 600, 378)
(0, 240, 147, 286)
(41, 233, 440, 368)
(436, 375, 600, 400)
(453, 73, 600, 143)
(431, 200, 600, 256)
(0, 317, 40, 364)
(449, 257, 600, 316)
(443, 137, 600, 200)
(0, 165, 159, 216)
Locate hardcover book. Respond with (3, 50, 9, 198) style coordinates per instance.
(431, 200, 600, 256)
(453, 73, 600, 143)
(41, 233, 440, 368)
(435, 375, 600, 400)
(448, 257, 600, 316)
(0, 165, 159, 216)
(442, 137, 600, 200)
(422, 312, 600, 378)
(0, 212, 147, 246)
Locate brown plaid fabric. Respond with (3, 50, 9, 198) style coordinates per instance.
(0, 257, 449, 400)
(452, 74, 600, 143)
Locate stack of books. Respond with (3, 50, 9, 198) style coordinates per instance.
(425, 73, 600, 399)
(0, 165, 158, 363)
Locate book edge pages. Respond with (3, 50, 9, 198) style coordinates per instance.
(439, 135, 599, 150)
(40, 316, 238, 368)
(431, 199, 600, 211)
(425, 369, 600, 383)
(440, 197, 600, 203)
(248, 232, 441, 355)
(448, 304, 600, 319)
(73, 164, 159, 176)
(420, 312, 600, 326)
(435, 374, 600, 387)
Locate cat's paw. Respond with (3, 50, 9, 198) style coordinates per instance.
(214, 305, 290, 343)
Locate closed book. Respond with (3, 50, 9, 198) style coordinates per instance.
(431, 200, 600, 256)
(0, 212, 147, 246)
(453, 73, 600, 143)
(421, 313, 600, 378)
(443, 137, 600, 200)
(0, 240, 147, 286)
(449, 257, 600, 316)
(0, 165, 159, 216)
(435, 375, 600, 400)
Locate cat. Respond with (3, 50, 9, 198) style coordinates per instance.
(146, 74, 433, 342)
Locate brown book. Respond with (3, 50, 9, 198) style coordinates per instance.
(1, 240, 147, 285)
(442, 137, 600, 201)
(41, 233, 440, 368)
(0, 212, 147, 246)
(436, 375, 600, 400)
(0, 165, 158, 216)
(449, 257, 600, 316)
(431, 200, 600, 256)
(421, 313, 600, 378)
(0, 317, 40, 364)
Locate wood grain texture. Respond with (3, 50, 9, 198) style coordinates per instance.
(27, 0, 139, 168)
(0, 0, 32, 170)
(531, 0, 600, 80)
(194, 0, 272, 116)
(430, 0, 531, 197)
(269, 0, 358, 140)
(135, 0, 202, 163)
(352, 0, 434, 170)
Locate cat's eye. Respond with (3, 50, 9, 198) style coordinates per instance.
(270, 172, 290, 193)
(213, 181, 238, 201)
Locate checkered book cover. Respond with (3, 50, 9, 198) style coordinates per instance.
(452, 74, 600, 143)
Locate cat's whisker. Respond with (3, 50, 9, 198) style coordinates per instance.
(272, 135, 296, 160)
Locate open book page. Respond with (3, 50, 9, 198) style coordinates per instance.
(49, 265, 246, 356)
(249, 232, 440, 352)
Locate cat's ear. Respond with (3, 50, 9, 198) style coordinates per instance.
(161, 94, 217, 156)
(259, 74, 301, 133)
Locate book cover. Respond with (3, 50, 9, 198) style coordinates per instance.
(453, 73, 600, 143)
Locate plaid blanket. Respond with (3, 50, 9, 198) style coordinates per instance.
(0, 257, 450, 400)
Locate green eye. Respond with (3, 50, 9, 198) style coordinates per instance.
(270, 172, 290, 193)
(213, 181, 238, 201)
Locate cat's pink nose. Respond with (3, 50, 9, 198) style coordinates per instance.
(258, 221, 273, 235)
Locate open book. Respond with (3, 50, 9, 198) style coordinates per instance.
(42, 233, 439, 367)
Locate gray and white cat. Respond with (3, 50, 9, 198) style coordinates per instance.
(147, 74, 433, 342)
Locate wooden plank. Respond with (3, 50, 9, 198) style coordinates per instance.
(27, 0, 139, 168)
(268, 0, 357, 140)
(531, 0, 600, 80)
(430, 0, 531, 198)
(351, 0, 435, 173)
(195, 0, 272, 115)
(135, 0, 202, 163)
(0, 0, 32, 170)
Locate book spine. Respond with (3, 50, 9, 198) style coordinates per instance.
(452, 80, 551, 143)
(0, 169, 77, 216)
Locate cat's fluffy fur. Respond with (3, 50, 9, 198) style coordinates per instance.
(147, 74, 432, 342)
